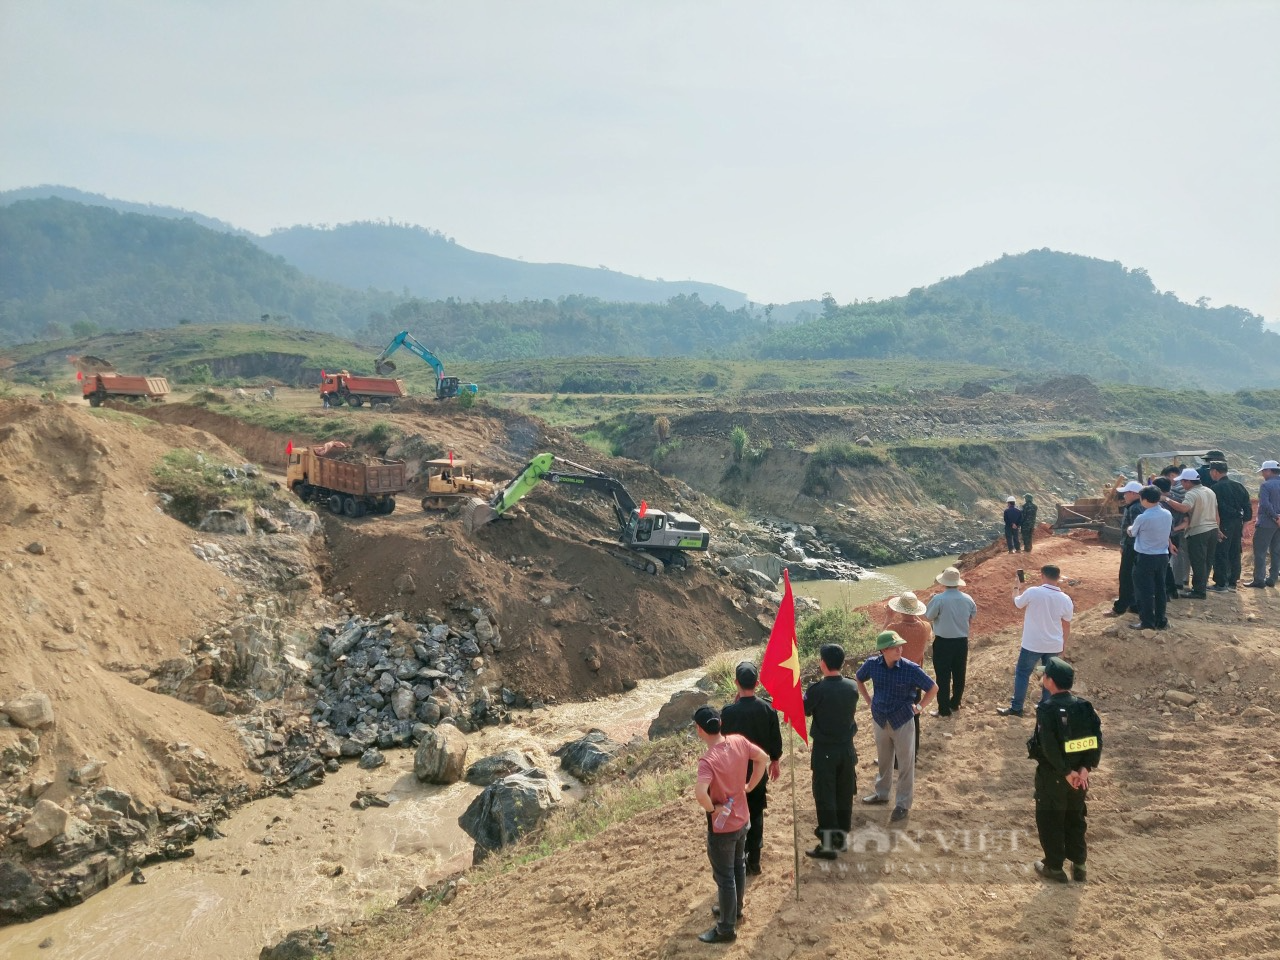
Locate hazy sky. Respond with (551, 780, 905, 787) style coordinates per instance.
(3, 1, 1278, 319)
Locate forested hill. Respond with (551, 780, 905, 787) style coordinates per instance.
(759, 250, 1279, 388)
(1, 186, 748, 309)
(0, 198, 397, 341)
(256, 223, 748, 307)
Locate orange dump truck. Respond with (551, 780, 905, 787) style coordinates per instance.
(286, 440, 406, 517)
(318, 371, 406, 408)
(82, 373, 170, 407)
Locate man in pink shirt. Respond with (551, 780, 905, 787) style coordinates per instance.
(693, 705, 768, 944)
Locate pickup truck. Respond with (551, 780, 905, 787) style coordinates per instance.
(286, 441, 406, 517)
(82, 373, 170, 407)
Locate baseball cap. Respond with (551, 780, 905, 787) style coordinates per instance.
(693, 705, 721, 732)
(734, 661, 759, 687)
(1006, 495, 1017, 502)
(1044, 657, 1074, 687)
(1260, 460, 1280, 472)
(1178, 468, 1201, 482)
(1116, 481, 1143, 493)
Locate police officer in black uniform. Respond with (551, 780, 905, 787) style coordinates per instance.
(1027, 657, 1102, 883)
(719, 661, 783, 875)
(802, 643, 859, 859)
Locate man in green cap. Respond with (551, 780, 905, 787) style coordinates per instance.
(1026, 657, 1102, 883)
(1021, 495, 1039, 553)
(854, 631, 937, 823)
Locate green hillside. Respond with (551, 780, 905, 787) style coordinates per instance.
(760, 250, 1278, 389)
(256, 222, 748, 307)
(0, 198, 394, 341)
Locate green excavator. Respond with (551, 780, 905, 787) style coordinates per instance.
(464, 454, 710, 574)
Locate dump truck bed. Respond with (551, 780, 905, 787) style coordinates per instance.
(335, 375, 406, 397)
(308, 451, 406, 496)
(84, 374, 170, 398)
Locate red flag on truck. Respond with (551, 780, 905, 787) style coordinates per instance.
(76, 371, 83, 381)
(759, 569, 808, 743)
(286, 441, 293, 456)
(449, 450, 454, 467)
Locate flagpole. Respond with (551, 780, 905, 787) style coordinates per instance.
(789, 726, 801, 900)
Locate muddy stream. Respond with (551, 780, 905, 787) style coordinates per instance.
(0, 559, 950, 959)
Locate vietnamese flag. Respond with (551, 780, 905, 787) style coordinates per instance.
(760, 569, 807, 743)
(286, 441, 293, 456)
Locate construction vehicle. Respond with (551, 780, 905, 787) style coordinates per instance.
(418, 458, 498, 511)
(285, 440, 406, 517)
(318, 371, 406, 407)
(81, 373, 170, 407)
(467, 453, 710, 574)
(373, 331, 478, 400)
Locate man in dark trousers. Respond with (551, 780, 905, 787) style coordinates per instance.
(803, 643, 859, 860)
(1209, 462, 1252, 590)
(1021, 494, 1039, 553)
(1027, 657, 1102, 884)
(1003, 496, 1023, 553)
(719, 661, 783, 875)
(1110, 481, 1144, 616)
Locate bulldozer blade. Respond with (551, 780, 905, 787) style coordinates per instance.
(462, 499, 500, 534)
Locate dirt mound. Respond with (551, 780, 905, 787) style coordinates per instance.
(347, 537, 1280, 960)
(0, 398, 258, 812)
(322, 500, 765, 702)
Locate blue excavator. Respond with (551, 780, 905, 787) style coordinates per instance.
(373, 331, 478, 401)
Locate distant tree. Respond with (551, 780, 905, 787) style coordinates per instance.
(654, 415, 671, 444)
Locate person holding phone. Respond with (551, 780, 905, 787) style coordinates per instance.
(998, 565, 1074, 718)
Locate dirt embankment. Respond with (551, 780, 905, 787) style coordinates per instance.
(0, 399, 258, 813)
(340, 535, 1280, 960)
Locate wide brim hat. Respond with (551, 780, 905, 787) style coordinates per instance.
(888, 591, 927, 616)
(936, 566, 965, 587)
(875, 630, 907, 651)
(1259, 460, 1280, 472)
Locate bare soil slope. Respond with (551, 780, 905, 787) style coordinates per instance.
(0, 399, 258, 811)
(359, 543, 1280, 960)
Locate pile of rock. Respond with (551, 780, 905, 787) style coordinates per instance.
(307, 607, 515, 760)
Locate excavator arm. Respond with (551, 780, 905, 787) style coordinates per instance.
(373, 330, 478, 399)
(466, 454, 641, 534)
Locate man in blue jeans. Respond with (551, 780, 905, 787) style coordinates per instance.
(997, 565, 1074, 718)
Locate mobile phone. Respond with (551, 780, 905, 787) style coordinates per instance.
(1016, 569, 1025, 583)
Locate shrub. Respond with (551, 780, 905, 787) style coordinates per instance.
(796, 606, 877, 668)
(654, 415, 671, 444)
(457, 389, 476, 410)
(730, 426, 749, 462)
(151, 449, 275, 526)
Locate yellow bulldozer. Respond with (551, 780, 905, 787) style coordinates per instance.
(417, 459, 497, 511)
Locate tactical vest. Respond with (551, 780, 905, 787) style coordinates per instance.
(1028, 695, 1102, 770)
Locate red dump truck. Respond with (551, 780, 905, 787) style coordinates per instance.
(82, 373, 170, 407)
(285, 440, 406, 517)
(318, 371, 406, 408)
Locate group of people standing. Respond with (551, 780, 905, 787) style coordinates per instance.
(1111, 454, 1279, 629)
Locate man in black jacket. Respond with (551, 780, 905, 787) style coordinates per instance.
(1021, 494, 1039, 553)
(719, 661, 783, 875)
(1209, 462, 1252, 590)
(1028, 657, 1102, 883)
(802, 644, 859, 859)
(1110, 482, 1144, 616)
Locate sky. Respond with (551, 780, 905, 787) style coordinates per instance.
(2, 0, 1278, 320)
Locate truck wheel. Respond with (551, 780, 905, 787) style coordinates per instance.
(343, 496, 360, 517)
(88, 395, 101, 408)
(329, 494, 343, 514)
(381, 498, 396, 515)
(348, 395, 364, 408)
(297, 483, 314, 501)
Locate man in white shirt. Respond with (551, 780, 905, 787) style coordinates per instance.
(996, 565, 1075, 718)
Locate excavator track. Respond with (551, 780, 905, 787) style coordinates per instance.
(587, 538, 665, 575)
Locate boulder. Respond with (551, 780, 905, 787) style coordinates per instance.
(648, 689, 709, 740)
(198, 509, 251, 534)
(414, 724, 468, 784)
(22, 799, 69, 848)
(465, 749, 538, 787)
(554, 729, 622, 779)
(259, 928, 331, 960)
(391, 686, 416, 721)
(0, 860, 41, 921)
(1, 691, 55, 730)
(277, 507, 321, 536)
(458, 769, 559, 861)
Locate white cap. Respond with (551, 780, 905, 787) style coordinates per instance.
(1116, 481, 1143, 493)
(1006, 495, 1017, 502)
(1260, 460, 1280, 472)
(1178, 468, 1201, 482)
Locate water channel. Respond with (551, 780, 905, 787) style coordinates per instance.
(0, 556, 955, 959)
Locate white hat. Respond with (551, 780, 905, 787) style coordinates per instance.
(1178, 468, 1201, 482)
(936, 566, 965, 587)
(887, 591, 928, 616)
(1116, 481, 1143, 493)
(1259, 460, 1280, 472)
(1006, 495, 1017, 502)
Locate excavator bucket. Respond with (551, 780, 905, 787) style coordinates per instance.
(375, 359, 396, 375)
(462, 498, 500, 534)
(462, 453, 556, 534)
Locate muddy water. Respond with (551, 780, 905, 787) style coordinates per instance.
(0, 662, 742, 960)
(793, 555, 959, 611)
